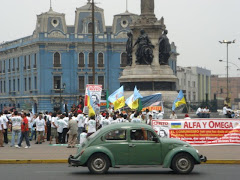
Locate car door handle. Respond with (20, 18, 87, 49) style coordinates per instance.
(129, 144, 136, 147)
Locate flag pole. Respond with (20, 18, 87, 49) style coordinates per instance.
(185, 102, 189, 113)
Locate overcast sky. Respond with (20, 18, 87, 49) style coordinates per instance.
(1, 0, 240, 77)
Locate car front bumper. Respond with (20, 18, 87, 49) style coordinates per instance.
(199, 154, 207, 163)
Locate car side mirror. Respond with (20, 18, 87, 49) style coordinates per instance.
(153, 136, 159, 143)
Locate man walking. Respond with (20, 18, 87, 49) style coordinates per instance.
(67, 115, 78, 148)
(35, 114, 45, 144)
(16, 113, 31, 148)
(10, 111, 22, 147)
(2, 111, 9, 144)
(0, 115, 4, 147)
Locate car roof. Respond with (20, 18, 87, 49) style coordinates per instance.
(100, 123, 152, 132)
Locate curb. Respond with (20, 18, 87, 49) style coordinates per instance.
(203, 160, 240, 164)
(0, 160, 67, 164)
(0, 160, 240, 164)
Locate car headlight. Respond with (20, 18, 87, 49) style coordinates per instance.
(196, 150, 199, 154)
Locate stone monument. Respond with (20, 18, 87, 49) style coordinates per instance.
(119, 0, 178, 102)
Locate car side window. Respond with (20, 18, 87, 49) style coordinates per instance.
(105, 129, 126, 140)
(130, 129, 147, 141)
(131, 129, 157, 141)
(147, 130, 158, 141)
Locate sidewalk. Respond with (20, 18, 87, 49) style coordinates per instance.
(0, 142, 239, 161)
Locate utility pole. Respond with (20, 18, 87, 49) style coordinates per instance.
(92, 0, 95, 84)
(219, 40, 235, 104)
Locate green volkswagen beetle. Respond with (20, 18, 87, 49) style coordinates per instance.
(68, 123, 207, 174)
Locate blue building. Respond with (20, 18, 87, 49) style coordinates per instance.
(0, 1, 178, 112)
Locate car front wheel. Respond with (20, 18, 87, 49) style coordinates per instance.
(87, 153, 110, 174)
(171, 153, 194, 174)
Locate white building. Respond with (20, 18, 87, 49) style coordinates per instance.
(177, 66, 211, 102)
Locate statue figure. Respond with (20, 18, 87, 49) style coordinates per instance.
(159, 30, 171, 65)
(126, 31, 133, 66)
(133, 29, 154, 65)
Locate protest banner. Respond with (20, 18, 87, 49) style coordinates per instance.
(84, 84, 102, 115)
(152, 119, 240, 145)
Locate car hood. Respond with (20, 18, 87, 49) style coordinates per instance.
(160, 138, 192, 147)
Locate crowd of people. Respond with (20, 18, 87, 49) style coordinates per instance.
(196, 106, 211, 118)
(0, 106, 165, 148)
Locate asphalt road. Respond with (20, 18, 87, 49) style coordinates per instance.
(0, 164, 239, 180)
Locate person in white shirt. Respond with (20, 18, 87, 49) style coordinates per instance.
(0, 114, 4, 147)
(110, 115, 119, 124)
(223, 104, 228, 118)
(50, 113, 59, 144)
(108, 114, 113, 122)
(147, 114, 153, 125)
(80, 129, 87, 145)
(123, 114, 129, 123)
(129, 111, 135, 121)
(77, 111, 86, 141)
(2, 111, 9, 144)
(10, 111, 22, 147)
(56, 115, 68, 144)
(100, 116, 111, 128)
(170, 111, 177, 119)
(138, 111, 145, 123)
(152, 110, 158, 119)
(117, 113, 124, 123)
(131, 113, 142, 123)
(157, 110, 164, 120)
(196, 107, 203, 118)
(145, 109, 151, 121)
(29, 114, 37, 141)
(202, 106, 210, 118)
(35, 114, 45, 144)
(62, 114, 69, 144)
(86, 116, 97, 137)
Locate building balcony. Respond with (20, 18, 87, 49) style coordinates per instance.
(97, 64, 104, 68)
(30, 89, 38, 92)
(53, 64, 62, 68)
(78, 64, 85, 68)
(9, 91, 16, 95)
(52, 89, 64, 93)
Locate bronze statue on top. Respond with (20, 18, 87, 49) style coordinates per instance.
(133, 29, 154, 65)
(159, 30, 171, 65)
(126, 31, 133, 66)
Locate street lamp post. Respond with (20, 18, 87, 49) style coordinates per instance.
(91, 0, 95, 84)
(219, 40, 236, 103)
(60, 83, 66, 113)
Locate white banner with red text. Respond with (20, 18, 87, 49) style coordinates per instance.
(152, 119, 240, 146)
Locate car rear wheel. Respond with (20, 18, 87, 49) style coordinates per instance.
(171, 153, 194, 174)
(87, 153, 110, 174)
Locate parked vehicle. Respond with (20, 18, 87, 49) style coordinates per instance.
(68, 123, 207, 174)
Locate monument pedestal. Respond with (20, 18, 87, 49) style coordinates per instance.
(119, 65, 178, 103)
